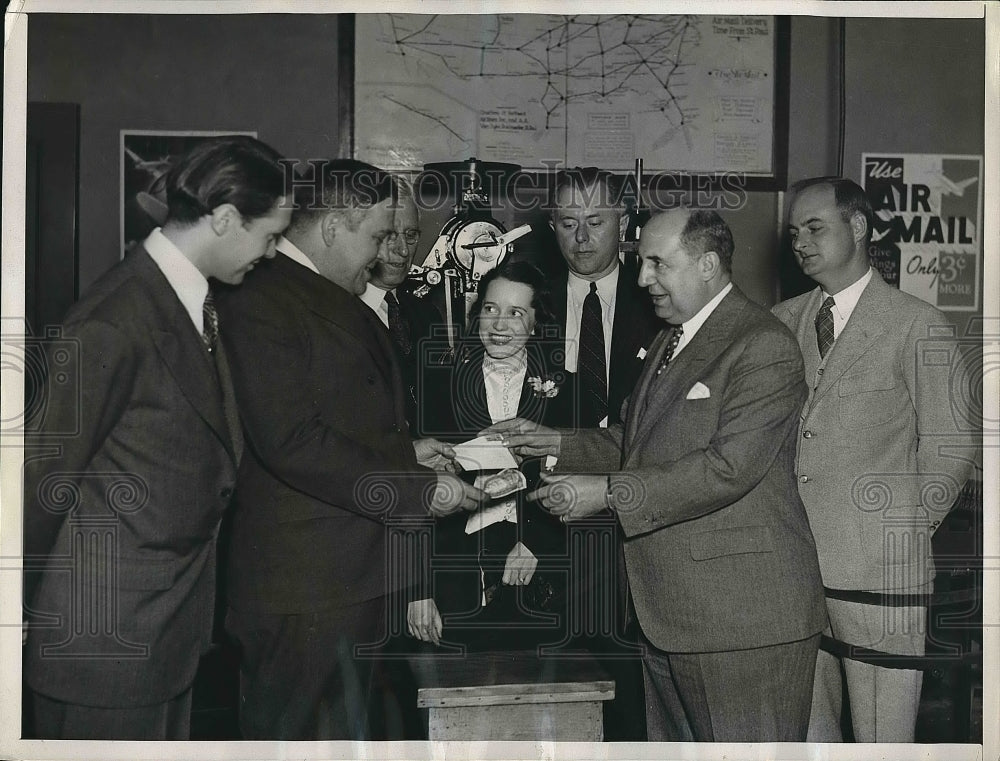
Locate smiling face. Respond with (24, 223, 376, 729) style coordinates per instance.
(477, 277, 537, 361)
(321, 198, 396, 294)
(210, 197, 290, 284)
(371, 196, 420, 290)
(637, 211, 713, 325)
(550, 182, 627, 281)
(788, 183, 869, 293)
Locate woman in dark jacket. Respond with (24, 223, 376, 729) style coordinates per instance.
(420, 261, 575, 649)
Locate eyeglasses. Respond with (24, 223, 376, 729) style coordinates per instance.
(385, 229, 421, 246)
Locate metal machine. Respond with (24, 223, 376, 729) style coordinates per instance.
(405, 158, 532, 349)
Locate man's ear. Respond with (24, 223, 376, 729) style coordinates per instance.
(320, 211, 340, 247)
(850, 211, 869, 246)
(700, 250, 721, 281)
(209, 204, 241, 236)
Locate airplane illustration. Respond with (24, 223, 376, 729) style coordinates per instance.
(932, 172, 978, 197)
(124, 147, 173, 178)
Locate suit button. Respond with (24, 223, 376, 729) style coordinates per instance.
(799, 475, 810, 483)
(366, 375, 376, 385)
(817, 368, 825, 375)
(220, 487, 233, 498)
(803, 430, 814, 439)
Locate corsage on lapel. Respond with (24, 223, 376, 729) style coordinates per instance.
(527, 375, 560, 399)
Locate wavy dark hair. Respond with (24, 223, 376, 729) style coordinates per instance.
(467, 260, 556, 334)
(165, 135, 287, 225)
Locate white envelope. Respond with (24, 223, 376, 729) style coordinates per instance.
(686, 381, 711, 400)
(453, 436, 519, 471)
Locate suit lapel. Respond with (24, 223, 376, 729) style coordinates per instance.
(627, 289, 748, 458)
(133, 252, 233, 459)
(623, 326, 669, 448)
(809, 274, 891, 408)
(553, 270, 569, 336)
(517, 347, 549, 421)
(609, 264, 639, 395)
(792, 288, 826, 387)
(453, 349, 492, 431)
(277, 255, 397, 387)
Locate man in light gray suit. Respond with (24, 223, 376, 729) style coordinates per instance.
(487, 208, 828, 742)
(773, 177, 977, 742)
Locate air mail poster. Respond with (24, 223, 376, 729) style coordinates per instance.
(862, 153, 982, 311)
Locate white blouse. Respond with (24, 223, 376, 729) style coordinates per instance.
(466, 350, 527, 536)
(482, 351, 528, 423)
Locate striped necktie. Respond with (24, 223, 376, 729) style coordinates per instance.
(815, 296, 836, 358)
(578, 281, 608, 426)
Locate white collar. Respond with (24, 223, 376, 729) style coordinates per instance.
(143, 227, 209, 332)
(277, 235, 320, 274)
(822, 267, 873, 323)
(567, 262, 620, 306)
(482, 350, 527, 376)
(360, 282, 393, 313)
(679, 282, 733, 345)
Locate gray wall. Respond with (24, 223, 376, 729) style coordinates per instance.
(28, 13, 343, 291)
(27, 13, 985, 326)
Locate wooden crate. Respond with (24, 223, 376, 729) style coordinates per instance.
(411, 651, 615, 741)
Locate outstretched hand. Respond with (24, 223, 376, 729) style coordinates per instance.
(429, 472, 487, 516)
(414, 438, 457, 472)
(528, 472, 608, 522)
(479, 417, 561, 460)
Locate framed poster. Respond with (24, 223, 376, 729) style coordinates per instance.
(346, 14, 789, 190)
(862, 152, 983, 311)
(120, 130, 257, 255)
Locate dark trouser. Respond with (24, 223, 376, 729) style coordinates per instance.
(30, 687, 192, 740)
(226, 597, 385, 740)
(642, 632, 821, 742)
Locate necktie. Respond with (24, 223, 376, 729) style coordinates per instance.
(202, 289, 244, 462)
(655, 325, 684, 376)
(202, 290, 219, 352)
(385, 291, 412, 356)
(815, 296, 836, 359)
(578, 281, 608, 426)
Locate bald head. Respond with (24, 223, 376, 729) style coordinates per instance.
(637, 208, 734, 324)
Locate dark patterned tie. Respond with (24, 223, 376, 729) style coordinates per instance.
(385, 291, 412, 356)
(815, 296, 836, 358)
(202, 290, 219, 352)
(578, 281, 608, 426)
(202, 289, 244, 462)
(655, 325, 684, 376)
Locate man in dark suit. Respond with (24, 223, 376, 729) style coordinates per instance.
(359, 178, 446, 430)
(216, 158, 484, 740)
(22, 136, 291, 739)
(545, 166, 660, 739)
(489, 209, 828, 742)
(547, 167, 660, 430)
(773, 177, 976, 742)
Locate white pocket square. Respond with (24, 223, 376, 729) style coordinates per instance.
(686, 381, 711, 400)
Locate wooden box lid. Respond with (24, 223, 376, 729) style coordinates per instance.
(411, 650, 615, 708)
